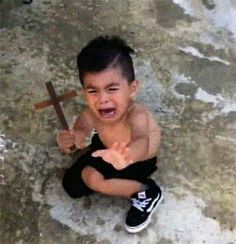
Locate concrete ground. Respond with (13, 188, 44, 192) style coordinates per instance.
(1, 0, 236, 243)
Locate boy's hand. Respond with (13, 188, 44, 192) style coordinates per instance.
(57, 130, 87, 153)
(57, 130, 76, 153)
(92, 142, 133, 170)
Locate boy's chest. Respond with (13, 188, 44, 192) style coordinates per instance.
(95, 123, 131, 147)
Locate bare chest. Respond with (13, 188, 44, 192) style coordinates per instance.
(95, 123, 131, 148)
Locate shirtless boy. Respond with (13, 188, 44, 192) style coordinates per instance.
(57, 36, 163, 233)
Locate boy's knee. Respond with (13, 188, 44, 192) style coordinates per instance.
(62, 170, 77, 198)
(62, 168, 94, 198)
(82, 166, 104, 191)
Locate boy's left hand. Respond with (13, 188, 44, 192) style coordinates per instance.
(92, 142, 133, 170)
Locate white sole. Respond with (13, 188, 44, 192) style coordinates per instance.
(124, 192, 163, 233)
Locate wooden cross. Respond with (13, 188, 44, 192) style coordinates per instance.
(34, 81, 78, 151)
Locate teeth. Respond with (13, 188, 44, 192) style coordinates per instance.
(99, 108, 115, 118)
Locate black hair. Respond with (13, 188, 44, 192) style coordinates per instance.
(77, 35, 135, 85)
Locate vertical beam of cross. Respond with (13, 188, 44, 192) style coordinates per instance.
(45, 81, 70, 130)
(34, 81, 78, 151)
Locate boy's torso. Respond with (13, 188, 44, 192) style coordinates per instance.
(95, 121, 131, 148)
(84, 102, 159, 160)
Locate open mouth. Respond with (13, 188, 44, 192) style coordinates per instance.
(98, 108, 116, 118)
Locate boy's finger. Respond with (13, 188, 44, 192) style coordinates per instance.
(124, 147, 131, 155)
(64, 140, 75, 147)
(127, 159, 133, 165)
(118, 142, 128, 154)
(58, 133, 74, 141)
(74, 139, 86, 148)
(59, 129, 72, 135)
(92, 150, 106, 158)
(62, 137, 75, 144)
(120, 142, 128, 147)
(111, 141, 119, 151)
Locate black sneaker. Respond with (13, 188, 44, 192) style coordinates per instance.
(124, 179, 163, 233)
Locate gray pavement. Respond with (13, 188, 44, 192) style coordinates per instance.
(1, 0, 236, 243)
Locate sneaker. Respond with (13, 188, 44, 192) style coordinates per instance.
(124, 179, 163, 233)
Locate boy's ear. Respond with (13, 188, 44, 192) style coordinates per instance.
(130, 80, 140, 98)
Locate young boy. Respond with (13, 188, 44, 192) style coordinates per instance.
(57, 36, 163, 233)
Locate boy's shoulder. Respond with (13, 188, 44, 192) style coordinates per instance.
(74, 108, 94, 129)
(79, 108, 93, 120)
(127, 102, 152, 123)
(128, 102, 151, 116)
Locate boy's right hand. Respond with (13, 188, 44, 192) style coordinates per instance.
(57, 130, 87, 153)
(56, 130, 76, 153)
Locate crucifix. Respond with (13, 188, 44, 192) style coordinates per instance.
(34, 81, 78, 151)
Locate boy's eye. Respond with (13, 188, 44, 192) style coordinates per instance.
(87, 90, 97, 93)
(108, 87, 119, 91)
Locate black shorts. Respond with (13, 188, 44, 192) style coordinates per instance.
(62, 134, 157, 198)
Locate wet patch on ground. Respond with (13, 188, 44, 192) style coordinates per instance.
(154, 0, 195, 28)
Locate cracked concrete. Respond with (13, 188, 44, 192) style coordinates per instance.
(1, 0, 236, 243)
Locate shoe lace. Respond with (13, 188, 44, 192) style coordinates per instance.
(132, 198, 152, 212)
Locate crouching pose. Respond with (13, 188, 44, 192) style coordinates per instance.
(57, 36, 163, 233)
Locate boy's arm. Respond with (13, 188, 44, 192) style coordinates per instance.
(92, 108, 161, 169)
(72, 109, 94, 149)
(127, 108, 161, 164)
(57, 109, 93, 153)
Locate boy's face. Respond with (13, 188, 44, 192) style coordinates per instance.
(83, 67, 139, 123)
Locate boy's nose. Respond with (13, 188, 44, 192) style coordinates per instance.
(99, 91, 109, 104)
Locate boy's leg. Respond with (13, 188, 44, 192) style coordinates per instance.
(81, 166, 163, 233)
(124, 178, 163, 233)
(81, 165, 163, 233)
(62, 158, 94, 198)
(112, 157, 162, 233)
(62, 133, 106, 198)
(82, 166, 144, 198)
